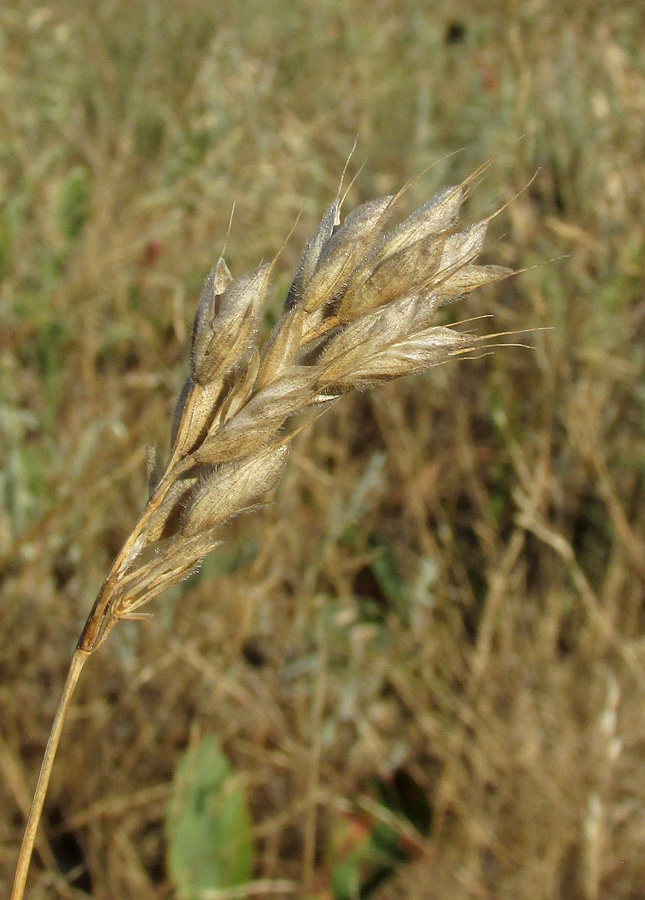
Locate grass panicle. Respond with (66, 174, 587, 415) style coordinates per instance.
(11, 171, 512, 900)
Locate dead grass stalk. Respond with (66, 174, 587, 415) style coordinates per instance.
(11, 169, 512, 900)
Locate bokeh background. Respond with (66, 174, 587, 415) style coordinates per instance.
(2, 1, 644, 898)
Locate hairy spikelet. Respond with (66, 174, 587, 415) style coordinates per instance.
(299, 196, 395, 313)
(337, 185, 464, 321)
(79, 170, 513, 650)
(285, 201, 340, 309)
(183, 446, 289, 536)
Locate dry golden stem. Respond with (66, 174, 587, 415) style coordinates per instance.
(11, 649, 90, 900)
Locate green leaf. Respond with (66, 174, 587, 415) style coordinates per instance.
(329, 812, 400, 900)
(166, 736, 254, 899)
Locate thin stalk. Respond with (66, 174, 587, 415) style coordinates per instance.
(11, 649, 90, 900)
(11, 446, 192, 896)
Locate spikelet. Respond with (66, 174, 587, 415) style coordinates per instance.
(285, 200, 340, 309)
(299, 196, 395, 313)
(183, 446, 288, 537)
(337, 185, 465, 321)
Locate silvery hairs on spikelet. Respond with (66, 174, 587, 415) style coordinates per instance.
(11, 164, 514, 900)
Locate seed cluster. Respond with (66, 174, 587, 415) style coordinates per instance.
(80, 174, 511, 647)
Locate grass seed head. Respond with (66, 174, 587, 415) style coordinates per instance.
(84, 168, 512, 637)
(10, 169, 519, 900)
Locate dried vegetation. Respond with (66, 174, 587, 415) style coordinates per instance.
(1, 1, 645, 899)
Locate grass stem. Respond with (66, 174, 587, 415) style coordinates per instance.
(11, 649, 90, 900)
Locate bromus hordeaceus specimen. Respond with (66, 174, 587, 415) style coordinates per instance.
(12, 165, 516, 899)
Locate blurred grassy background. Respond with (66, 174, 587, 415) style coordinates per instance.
(1, 0, 644, 897)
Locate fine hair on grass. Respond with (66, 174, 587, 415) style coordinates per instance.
(11, 161, 516, 900)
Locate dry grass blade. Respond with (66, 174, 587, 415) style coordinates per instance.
(11, 166, 514, 900)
